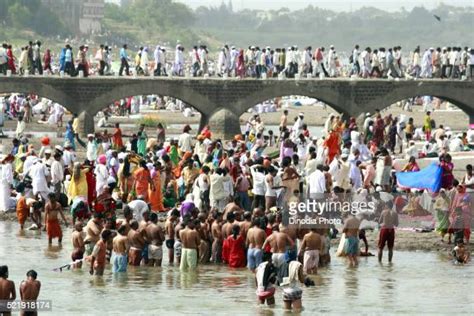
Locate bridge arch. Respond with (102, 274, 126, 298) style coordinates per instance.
(231, 81, 348, 117)
(89, 79, 212, 116)
(361, 80, 474, 119)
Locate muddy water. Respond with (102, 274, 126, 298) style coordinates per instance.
(0, 221, 472, 315)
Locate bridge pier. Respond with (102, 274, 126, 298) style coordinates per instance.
(78, 111, 95, 137)
(207, 109, 241, 140)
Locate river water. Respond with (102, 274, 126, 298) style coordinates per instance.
(0, 220, 473, 315)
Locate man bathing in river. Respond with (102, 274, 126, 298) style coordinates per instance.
(44, 193, 68, 244)
(179, 216, 201, 272)
(128, 220, 146, 266)
(71, 223, 85, 268)
(0, 266, 16, 316)
(262, 226, 294, 269)
(146, 213, 165, 267)
(112, 225, 129, 273)
(246, 218, 266, 272)
(84, 213, 103, 256)
(378, 201, 399, 263)
(343, 213, 361, 267)
(165, 209, 179, 265)
(90, 229, 112, 276)
(19, 270, 41, 316)
(298, 228, 324, 274)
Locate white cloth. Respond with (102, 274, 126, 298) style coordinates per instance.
(307, 169, 326, 195)
(0, 163, 13, 211)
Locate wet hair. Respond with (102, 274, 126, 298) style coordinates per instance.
(123, 205, 133, 218)
(150, 212, 158, 222)
(244, 211, 252, 220)
(170, 208, 180, 218)
(227, 211, 236, 222)
(0, 266, 8, 278)
(117, 225, 127, 235)
(232, 224, 240, 239)
(26, 270, 38, 279)
(100, 230, 112, 240)
(130, 220, 139, 230)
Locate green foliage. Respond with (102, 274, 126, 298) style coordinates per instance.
(195, 4, 474, 50)
(2, 0, 69, 36)
(136, 116, 166, 128)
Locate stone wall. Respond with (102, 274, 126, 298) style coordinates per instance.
(1, 77, 473, 139)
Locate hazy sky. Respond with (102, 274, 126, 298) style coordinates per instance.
(174, 0, 472, 11)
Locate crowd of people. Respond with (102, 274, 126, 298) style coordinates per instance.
(1, 41, 473, 79)
(0, 91, 473, 311)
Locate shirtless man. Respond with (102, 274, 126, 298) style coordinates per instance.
(211, 211, 223, 263)
(112, 225, 130, 273)
(222, 197, 242, 221)
(138, 211, 150, 265)
(165, 209, 179, 265)
(197, 212, 211, 263)
(84, 213, 103, 256)
(128, 220, 145, 266)
(0, 266, 16, 316)
(239, 211, 252, 242)
(19, 270, 41, 316)
(179, 217, 201, 272)
(262, 226, 295, 269)
(246, 218, 266, 272)
(222, 211, 236, 240)
(298, 228, 324, 274)
(44, 193, 68, 244)
(174, 220, 184, 266)
(71, 223, 85, 268)
(279, 220, 298, 262)
(343, 214, 361, 267)
(146, 213, 165, 267)
(90, 229, 112, 276)
(378, 201, 399, 263)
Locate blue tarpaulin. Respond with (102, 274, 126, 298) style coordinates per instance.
(396, 163, 442, 192)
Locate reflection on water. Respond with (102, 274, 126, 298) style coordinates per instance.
(1, 221, 473, 315)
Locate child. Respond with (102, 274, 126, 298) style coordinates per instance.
(255, 261, 277, 307)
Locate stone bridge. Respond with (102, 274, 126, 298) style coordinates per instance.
(1, 77, 473, 139)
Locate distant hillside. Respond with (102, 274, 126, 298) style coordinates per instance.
(1, 0, 472, 52)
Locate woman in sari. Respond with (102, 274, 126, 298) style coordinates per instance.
(133, 160, 154, 202)
(137, 126, 147, 157)
(118, 156, 134, 202)
(401, 156, 420, 172)
(372, 115, 385, 147)
(67, 162, 88, 204)
(225, 224, 246, 268)
(449, 184, 472, 243)
(323, 130, 340, 164)
(281, 157, 300, 202)
(434, 189, 450, 241)
(6, 45, 16, 74)
(149, 162, 164, 212)
(440, 154, 454, 190)
(236, 49, 245, 78)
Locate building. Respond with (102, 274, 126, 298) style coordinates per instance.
(41, 0, 104, 34)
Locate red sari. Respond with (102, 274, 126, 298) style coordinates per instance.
(225, 235, 246, 268)
(7, 48, 16, 73)
(85, 169, 96, 205)
(324, 132, 340, 163)
(112, 128, 124, 149)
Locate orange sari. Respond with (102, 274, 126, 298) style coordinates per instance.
(16, 196, 29, 226)
(134, 167, 151, 202)
(149, 171, 164, 212)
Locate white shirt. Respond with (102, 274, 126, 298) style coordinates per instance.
(178, 133, 193, 153)
(308, 169, 326, 194)
(251, 166, 266, 196)
(50, 160, 64, 184)
(30, 162, 50, 193)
